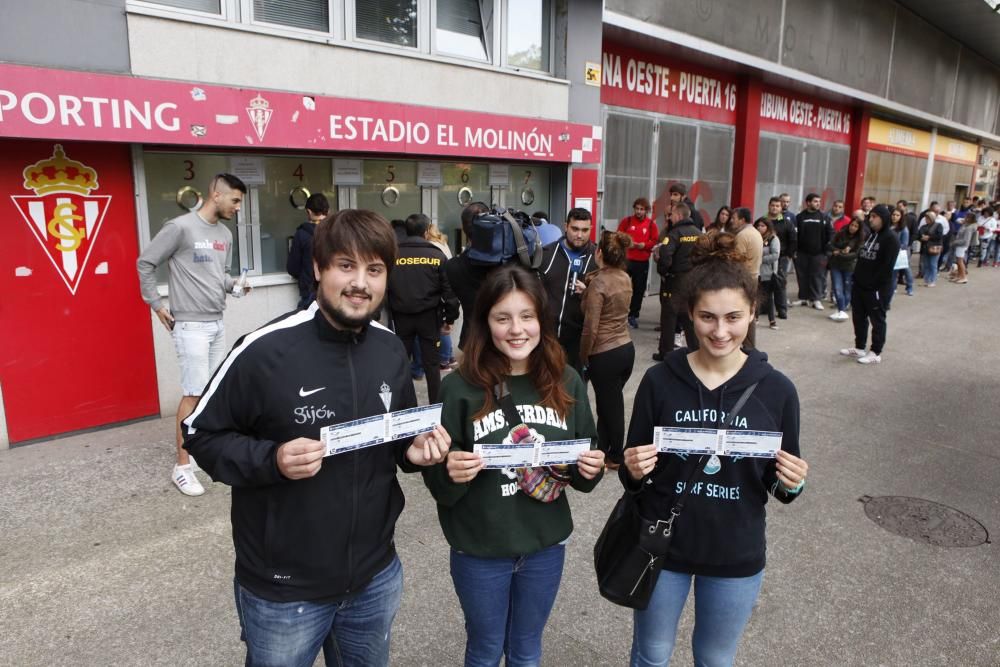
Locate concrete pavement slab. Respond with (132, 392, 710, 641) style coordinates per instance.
(1, 265, 998, 666)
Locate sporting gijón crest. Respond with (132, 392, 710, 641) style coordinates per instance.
(11, 144, 110, 295)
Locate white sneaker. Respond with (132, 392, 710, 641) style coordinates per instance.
(674, 333, 686, 348)
(828, 312, 840, 320)
(840, 347, 865, 358)
(837, 311, 849, 320)
(812, 300, 825, 310)
(172, 464, 205, 496)
(857, 351, 882, 365)
(187, 455, 200, 472)
(790, 299, 808, 307)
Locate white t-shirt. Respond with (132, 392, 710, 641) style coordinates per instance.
(978, 216, 997, 242)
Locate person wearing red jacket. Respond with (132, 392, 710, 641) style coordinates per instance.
(617, 197, 660, 328)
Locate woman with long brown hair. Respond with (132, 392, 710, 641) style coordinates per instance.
(422, 264, 605, 667)
(581, 230, 635, 468)
(622, 232, 808, 666)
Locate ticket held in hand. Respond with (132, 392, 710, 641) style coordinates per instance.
(321, 403, 443, 457)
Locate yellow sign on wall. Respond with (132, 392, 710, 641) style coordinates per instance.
(934, 136, 978, 165)
(868, 118, 932, 157)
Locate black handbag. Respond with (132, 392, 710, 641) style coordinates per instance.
(593, 382, 758, 610)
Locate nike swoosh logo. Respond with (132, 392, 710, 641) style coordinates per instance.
(298, 387, 326, 397)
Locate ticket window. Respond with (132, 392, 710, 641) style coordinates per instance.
(141, 152, 337, 281)
(357, 160, 421, 225)
(437, 162, 490, 253)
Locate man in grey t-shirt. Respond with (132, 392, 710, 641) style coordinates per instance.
(137, 173, 247, 496)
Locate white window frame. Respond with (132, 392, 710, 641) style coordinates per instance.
(500, 0, 555, 75)
(430, 0, 499, 64)
(242, 0, 336, 37)
(346, 0, 429, 55)
(129, 0, 235, 22)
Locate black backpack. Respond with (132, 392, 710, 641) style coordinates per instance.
(466, 208, 543, 269)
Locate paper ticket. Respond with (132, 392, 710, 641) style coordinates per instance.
(321, 403, 442, 457)
(653, 427, 782, 458)
(653, 427, 724, 456)
(722, 429, 782, 458)
(474, 443, 536, 469)
(474, 438, 592, 469)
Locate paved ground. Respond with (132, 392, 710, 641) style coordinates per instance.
(2, 265, 998, 666)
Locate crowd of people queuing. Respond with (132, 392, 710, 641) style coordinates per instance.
(138, 170, 1000, 665)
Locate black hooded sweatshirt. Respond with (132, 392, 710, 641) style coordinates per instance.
(624, 348, 801, 577)
(852, 217, 900, 291)
(286, 221, 317, 306)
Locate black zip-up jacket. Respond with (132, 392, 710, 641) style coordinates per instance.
(773, 213, 797, 258)
(286, 221, 316, 307)
(657, 218, 701, 277)
(623, 349, 801, 578)
(388, 236, 459, 322)
(795, 209, 833, 256)
(539, 239, 597, 337)
(184, 304, 421, 602)
(444, 251, 493, 350)
(680, 197, 704, 230)
(853, 224, 900, 291)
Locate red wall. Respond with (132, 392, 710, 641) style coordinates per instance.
(1, 140, 159, 442)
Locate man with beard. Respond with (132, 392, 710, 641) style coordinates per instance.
(183, 209, 450, 666)
(771, 195, 797, 319)
(138, 172, 247, 497)
(539, 207, 598, 373)
(793, 193, 833, 310)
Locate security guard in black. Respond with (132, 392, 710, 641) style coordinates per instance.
(387, 215, 459, 404)
(655, 211, 701, 358)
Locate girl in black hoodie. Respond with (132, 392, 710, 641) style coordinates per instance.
(622, 232, 808, 667)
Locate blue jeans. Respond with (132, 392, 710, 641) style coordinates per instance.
(920, 254, 939, 284)
(985, 238, 1000, 264)
(830, 268, 853, 312)
(234, 556, 403, 667)
(630, 569, 764, 667)
(450, 544, 565, 667)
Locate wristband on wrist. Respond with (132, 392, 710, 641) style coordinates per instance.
(783, 478, 805, 494)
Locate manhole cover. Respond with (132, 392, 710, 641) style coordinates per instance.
(859, 495, 990, 547)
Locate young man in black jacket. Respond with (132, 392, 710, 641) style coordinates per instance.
(539, 207, 597, 373)
(773, 194, 798, 318)
(443, 201, 491, 350)
(388, 213, 459, 403)
(840, 204, 900, 365)
(184, 209, 449, 667)
(285, 193, 330, 310)
(793, 193, 833, 309)
(653, 203, 700, 361)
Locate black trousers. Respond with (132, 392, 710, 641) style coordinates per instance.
(587, 343, 635, 464)
(658, 274, 696, 355)
(757, 278, 777, 323)
(851, 284, 888, 355)
(393, 308, 441, 403)
(774, 256, 791, 317)
(794, 253, 827, 302)
(626, 259, 649, 318)
(558, 326, 583, 377)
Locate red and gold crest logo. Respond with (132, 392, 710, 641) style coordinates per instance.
(11, 144, 111, 294)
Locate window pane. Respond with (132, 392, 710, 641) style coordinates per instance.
(254, 0, 329, 32)
(507, 0, 550, 71)
(437, 0, 491, 60)
(693, 126, 733, 222)
(142, 153, 236, 284)
(754, 136, 779, 218)
(510, 165, 550, 217)
(255, 157, 335, 274)
(357, 160, 421, 222)
(437, 163, 490, 253)
(603, 114, 654, 231)
(653, 121, 696, 218)
(357, 0, 418, 47)
(145, 0, 221, 12)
